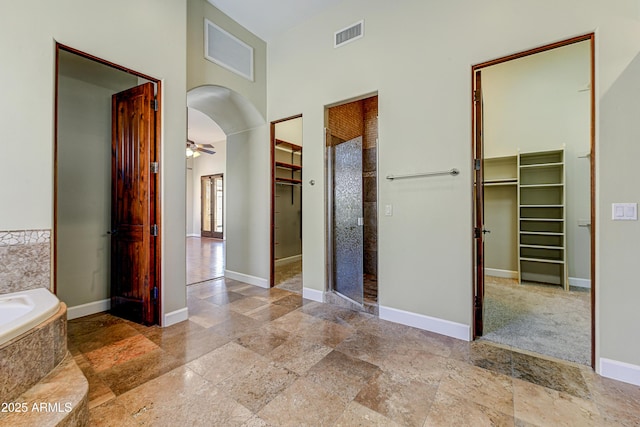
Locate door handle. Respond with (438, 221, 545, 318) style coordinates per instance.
(482, 228, 491, 234)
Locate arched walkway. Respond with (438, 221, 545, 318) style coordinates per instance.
(186, 85, 270, 288)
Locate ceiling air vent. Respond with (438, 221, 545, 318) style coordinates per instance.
(204, 19, 254, 81)
(334, 20, 364, 48)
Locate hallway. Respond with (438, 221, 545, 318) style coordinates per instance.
(187, 237, 224, 285)
(70, 278, 640, 426)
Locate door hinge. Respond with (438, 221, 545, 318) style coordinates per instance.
(474, 159, 481, 171)
(473, 90, 480, 103)
(151, 286, 158, 300)
(474, 227, 481, 239)
(151, 99, 158, 111)
(151, 224, 158, 237)
(150, 162, 159, 173)
(474, 295, 482, 309)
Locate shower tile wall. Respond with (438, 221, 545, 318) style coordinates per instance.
(363, 97, 378, 283)
(0, 229, 51, 294)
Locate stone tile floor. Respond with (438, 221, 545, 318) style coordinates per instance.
(186, 237, 224, 285)
(68, 278, 640, 426)
(274, 260, 302, 294)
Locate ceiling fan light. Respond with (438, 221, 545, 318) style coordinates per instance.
(186, 147, 194, 157)
(193, 151, 201, 158)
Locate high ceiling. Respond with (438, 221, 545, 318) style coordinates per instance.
(206, 0, 345, 41)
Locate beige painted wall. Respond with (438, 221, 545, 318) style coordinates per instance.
(57, 66, 137, 308)
(482, 41, 591, 281)
(275, 117, 303, 147)
(187, 0, 269, 284)
(0, 0, 187, 319)
(225, 125, 270, 280)
(484, 186, 519, 273)
(187, 0, 267, 117)
(267, 0, 640, 368)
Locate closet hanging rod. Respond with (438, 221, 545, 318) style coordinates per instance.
(275, 181, 302, 187)
(386, 168, 460, 181)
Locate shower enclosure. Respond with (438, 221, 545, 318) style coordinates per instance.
(327, 134, 364, 305)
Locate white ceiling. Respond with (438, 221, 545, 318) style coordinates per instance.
(188, 107, 226, 145)
(206, 0, 345, 41)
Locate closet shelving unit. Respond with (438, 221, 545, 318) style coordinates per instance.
(274, 138, 302, 259)
(517, 149, 568, 290)
(484, 155, 518, 186)
(275, 139, 302, 185)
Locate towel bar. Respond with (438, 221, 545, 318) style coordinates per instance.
(386, 168, 459, 181)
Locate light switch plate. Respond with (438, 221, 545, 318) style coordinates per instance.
(385, 204, 393, 216)
(612, 203, 637, 221)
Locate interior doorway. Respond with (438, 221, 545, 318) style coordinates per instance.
(270, 115, 303, 293)
(472, 35, 595, 366)
(55, 45, 161, 325)
(201, 174, 224, 239)
(325, 94, 378, 313)
(186, 107, 226, 285)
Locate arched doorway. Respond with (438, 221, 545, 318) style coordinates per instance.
(186, 85, 268, 288)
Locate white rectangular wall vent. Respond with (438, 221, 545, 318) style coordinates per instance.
(334, 20, 364, 48)
(204, 19, 254, 81)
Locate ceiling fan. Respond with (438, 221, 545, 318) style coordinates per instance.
(186, 139, 216, 157)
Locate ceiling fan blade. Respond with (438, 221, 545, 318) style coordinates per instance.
(197, 148, 216, 155)
(199, 143, 215, 149)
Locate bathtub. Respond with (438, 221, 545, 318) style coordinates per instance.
(0, 288, 60, 346)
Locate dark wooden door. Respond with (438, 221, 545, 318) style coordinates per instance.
(110, 82, 158, 325)
(473, 70, 485, 337)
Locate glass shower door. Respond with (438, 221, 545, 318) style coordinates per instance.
(331, 136, 364, 304)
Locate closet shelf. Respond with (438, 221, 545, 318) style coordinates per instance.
(276, 177, 302, 185)
(519, 162, 563, 169)
(276, 161, 302, 171)
(518, 148, 567, 289)
(520, 231, 564, 236)
(520, 244, 564, 250)
(520, 257, 565, 265)
(520, 183, 564, 188)
(275, 139, 302, 152)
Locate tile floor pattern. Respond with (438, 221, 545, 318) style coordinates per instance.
(68, 278, 640, 426)
(274, 260, 302, 294)
(187, 237, 224, 284)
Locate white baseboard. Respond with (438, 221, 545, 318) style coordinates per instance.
(599, 358, 640, 386)
(187, 233, 201, 237)
(67, 299, 110, 320)
(275, 254, 302, 267)
(569, 277, 591, 289)
(163, 307, 189, 327)
(302, 287, 323, 302)
(225, 270, 269, 289)
(379, 305, 471, 341)
(485, 268, 518, 279)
